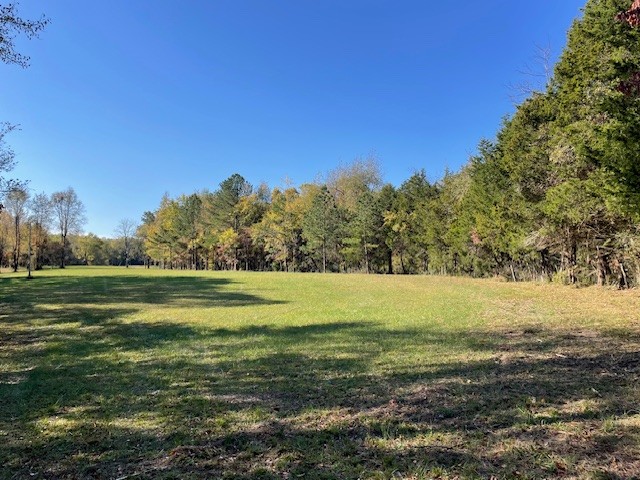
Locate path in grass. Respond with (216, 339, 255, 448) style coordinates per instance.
(1, 267, 639, 479)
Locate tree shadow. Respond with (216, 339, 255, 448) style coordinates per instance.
(152, 325, 639, 479)
(0, 274, 286, 310)
(1, 279, 639, 478)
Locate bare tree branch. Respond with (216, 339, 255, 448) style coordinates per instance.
(0, 3, 49, 68)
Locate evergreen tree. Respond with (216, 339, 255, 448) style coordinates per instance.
(302, 186, 342, 273)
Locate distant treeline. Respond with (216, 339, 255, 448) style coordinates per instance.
(136, 0, 640, 287)
(0, 233, 146, 270)
(0, 185, 149, 270)
(3, 0, 640, 286)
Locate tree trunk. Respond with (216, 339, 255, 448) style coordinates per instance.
(12, 216, 20, 272)
(618, 260, 629, 289)
(568, 240, 577, 285)
(595, 246, 607, 287)
(322, 240, 327, 273)
(561, 236, 577, 285)
(27, 223, 32, 279)
(364, 241, 369, 274)
(540, 249, 552, 281)
(60, 233, 66, 269)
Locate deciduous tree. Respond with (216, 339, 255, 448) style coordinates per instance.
(51, 187, 86, 268)
(115, 218, 137, 268)
(4, 187, 28, 271)
(28, 191, 51, 270)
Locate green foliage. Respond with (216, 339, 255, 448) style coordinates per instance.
(253, 187, 303, 271)
(206, 173, 253, 232)
(125, 0, 640, 286)
(301, 186, 342, 273)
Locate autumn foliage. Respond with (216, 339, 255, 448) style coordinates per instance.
(616, 0, 640, 26)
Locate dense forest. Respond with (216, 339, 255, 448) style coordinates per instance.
(3, 0, 640, 287)
(134, 0, 640, 287)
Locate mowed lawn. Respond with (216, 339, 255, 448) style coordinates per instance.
(1, 268, 639, 479)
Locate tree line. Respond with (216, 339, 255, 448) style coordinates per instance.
(3, 0, 640, 287)
(136, 0, 640, 287)
(0, 183, 150, 271)
(0, 186, 90, 271)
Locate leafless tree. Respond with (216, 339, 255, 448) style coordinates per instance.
(51, 187, 86, 268)
(115, 218, 137, 268)
(508, 43, 554, 104)
(4, 187, 28, 271)
(29, 192, 51, 269)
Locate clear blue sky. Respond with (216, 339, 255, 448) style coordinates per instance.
(3, 0, 585, 237)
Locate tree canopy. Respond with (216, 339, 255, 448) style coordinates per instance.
(4, 0, 640, 288)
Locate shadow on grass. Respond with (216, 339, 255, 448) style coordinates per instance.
(1, 275, 639, 478)
(0, 274, 285, 311)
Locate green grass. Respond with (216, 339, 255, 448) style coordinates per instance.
(1, 267, 639, 479)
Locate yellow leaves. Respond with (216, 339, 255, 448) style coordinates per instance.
(217, 228, 239, 249)
(383, 210, 412, 234)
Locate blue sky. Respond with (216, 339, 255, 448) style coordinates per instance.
(3, 0, 585, 237)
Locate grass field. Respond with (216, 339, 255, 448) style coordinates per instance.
(1, 267, 639, 479)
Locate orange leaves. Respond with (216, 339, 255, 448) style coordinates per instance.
(616, 0, 640, 27)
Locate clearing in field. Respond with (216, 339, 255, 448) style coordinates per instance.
(1, 267, 639, 479)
